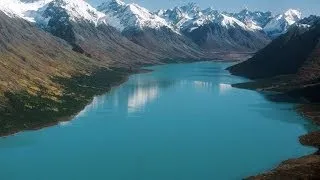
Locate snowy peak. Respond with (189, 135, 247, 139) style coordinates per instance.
(219, 14, 249, 29)
(156, 3, 203, 29)
(98, 0, 125, 11)
(0, 0, 50, 22)
(263, 9, 302, 37)
(0, 0, 106, 26)
(38, 0, 106, 25)
(284, 9, 302, 24)
(158, 4, 304, 37)
(229, 9, 272, 30)
(158, 3, 255, 32)
(98, 0, 172, 32)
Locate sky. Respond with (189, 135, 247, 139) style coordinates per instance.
(88, 0, 320, 16)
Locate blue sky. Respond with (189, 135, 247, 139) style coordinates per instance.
(88, 0, 319, 16)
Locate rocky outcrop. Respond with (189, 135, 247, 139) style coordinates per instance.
(300, 131, 320, 149)
(246, 155, 320, 180)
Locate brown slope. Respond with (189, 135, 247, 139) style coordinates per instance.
(0, 11, 136, 136)
(0, 11, 96, 96)
(72, 23, 163, 67)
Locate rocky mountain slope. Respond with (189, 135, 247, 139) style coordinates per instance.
(98, 0, 206, 60)
(30, 0, 166, 66)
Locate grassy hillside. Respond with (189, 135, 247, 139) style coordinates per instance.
(0, 12, 135, 135)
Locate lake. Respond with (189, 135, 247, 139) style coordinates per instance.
(0, 62, 316, 180)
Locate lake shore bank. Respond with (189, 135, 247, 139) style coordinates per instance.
(0, 67, 134, 138)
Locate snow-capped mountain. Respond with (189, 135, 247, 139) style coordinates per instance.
(0, 0, 48, 22)
(156, 3, 203, 30)
(97, 0, 173, 32)
(157, 4, 302, 38)
(96, 0, 204, 59)
(0, 0, 106, 26)
(157, 3, 264, 32)
(28, 0, 106, 28)
(157, 3, 270, 51)
(263, 9, 302, 37)
(0, 0, 306, 55)
(184, 8, 255, 32)
(228, 9, 273, 30)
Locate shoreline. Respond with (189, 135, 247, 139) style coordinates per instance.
(0, 66, 158, 138)
(0, 61, 214, 138)
(0, 69, 133, 138)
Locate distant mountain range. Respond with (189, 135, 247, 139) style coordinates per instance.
(0, 0, 305, 54)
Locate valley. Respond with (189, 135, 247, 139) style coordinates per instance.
(0, 0, 319, 179)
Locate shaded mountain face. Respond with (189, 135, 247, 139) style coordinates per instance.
(228, 17, 320, 79)
(294, 16, 320, 84)
(181, 12, 271, 51)
(123, 27, 205, 60)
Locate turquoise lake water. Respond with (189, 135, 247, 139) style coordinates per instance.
(0, 62, 316, 180)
